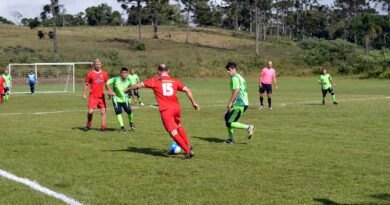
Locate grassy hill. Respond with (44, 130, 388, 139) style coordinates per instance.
(0, 25, 311, 78)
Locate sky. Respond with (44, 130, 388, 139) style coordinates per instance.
(1, 0, 335, 24)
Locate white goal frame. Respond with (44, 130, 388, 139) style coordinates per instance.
(7, 62, 92, 94)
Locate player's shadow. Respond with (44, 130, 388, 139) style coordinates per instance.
(370, 193, 390, 201)
(105, 147, 168, 157)
(313, 195, 390, 205)
(72, 127, 116, 132)
(193, 136, 247, 144)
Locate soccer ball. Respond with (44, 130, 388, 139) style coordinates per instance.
(169, 142, 182, 154)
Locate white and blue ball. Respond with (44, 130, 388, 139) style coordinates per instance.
(169, 142, 182, 154)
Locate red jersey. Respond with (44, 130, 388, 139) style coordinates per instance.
(142, 75, 186, 111)
(0, 77, 5, 90)
(85, 69, 108, 98)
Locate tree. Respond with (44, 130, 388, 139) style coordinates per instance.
(119, 0, 145, 48)
(181, 0, 195, 43)
(41, 0, 60, 61)
(0, 16, 15, 25)
(85, 3, 114, 26)
(351, 13, 383, 53)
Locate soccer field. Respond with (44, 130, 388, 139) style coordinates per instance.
(0, 77, 389, 205)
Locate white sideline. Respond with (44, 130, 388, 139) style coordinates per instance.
(0, 168, 83, 205)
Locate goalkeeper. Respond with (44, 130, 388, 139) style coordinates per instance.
(106, 67, 136, 132)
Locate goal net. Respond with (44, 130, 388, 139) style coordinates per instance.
(8, 63, 77, 94)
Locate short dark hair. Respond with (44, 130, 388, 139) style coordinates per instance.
(225, 62, 237, 70)
(158, 64, 168, 71)
(121, 67, 128, 72)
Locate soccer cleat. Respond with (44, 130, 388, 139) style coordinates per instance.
(247, 125, 255, 139)
(130, 122, 136, 131)
(258, 105, 264, 110)
(188, 144, 193, 151)
(120, 126, 126, 133)
(83, 126, 91, 131)
(269, 107, 273, 110)
(183, 151, 194, 160)
(224, 138, 234, 144)
(333, 101, 338, 105)
(140, 102, 144, 106)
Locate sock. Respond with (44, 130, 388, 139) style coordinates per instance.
(260, 96, 264, 105)
(172, 134, 190, 154)
(128, 113, 134, 122)
(116, 114, 124, 127)
(177, 126, 190, 146)
(227, 127, 234, 139)
(231, 122, 249, 129)
(101, 124, 106, 129)
(4, 95, 9, 102)
(87, 113, 93, 126)
(332, 94, 336, 102)
(138, 97, 143, 103)
(268, 98, 272, 108)
(0, 95, 3, 103)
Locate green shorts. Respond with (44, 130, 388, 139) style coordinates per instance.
(224, 105, 248, 128)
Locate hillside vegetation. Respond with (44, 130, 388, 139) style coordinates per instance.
(0, 25, 309, 78)
(1, 25, 389, 79)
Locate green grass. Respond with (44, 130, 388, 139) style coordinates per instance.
(0, 77, 389, 204)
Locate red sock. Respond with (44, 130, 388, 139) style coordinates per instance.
(177, 126, 190, 146)
(86, 121, 92, 127)
(101, 124, 106, 129)
(0, 95, 3, 103)
(172, 134, 190, 154)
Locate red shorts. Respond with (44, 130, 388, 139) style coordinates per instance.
(88, 96, 106, 109)
(160, 108, 181, 132)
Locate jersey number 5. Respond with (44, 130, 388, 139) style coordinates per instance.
(162, 83, 173, 96)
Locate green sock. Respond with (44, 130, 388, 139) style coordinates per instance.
(138, 97, 143, 103)
(227, 127, 234, 139)
(332, 94, 336, 102)
(231, 122, 249, 129)
(116, 114, 124, 127)
(4, 95, 9, 102)
(128, 113, 134, 122)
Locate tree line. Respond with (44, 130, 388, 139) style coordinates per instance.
(1, 0, 390, 55)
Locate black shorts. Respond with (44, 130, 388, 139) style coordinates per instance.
(224, 106, 248, 127)
(259, 83, 272, 94)
(4, 87, 9, 94)
(322, 88, 334, 95)
(113, 101, 132, 115)
(128, 89, 140, 98)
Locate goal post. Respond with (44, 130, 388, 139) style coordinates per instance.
(8, 62, 92, 94)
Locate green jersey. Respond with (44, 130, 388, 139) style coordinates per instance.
(319, 74, 332, 90)
(230, 73, 249, 106)
(1, 74, 12, 87)
(127, 74, 139, 86)
(107, 77, 132, 103)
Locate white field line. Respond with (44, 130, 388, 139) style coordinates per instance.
(0, 96, 388, 116)
(0, 168, 83, 205)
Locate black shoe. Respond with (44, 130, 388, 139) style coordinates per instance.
(120, 127, 126, 133)
(322, 99, 325, 105)
(333, 102, 338, 105)
(83, 126, 90, 131)
(184, 151, 194, 160)
(130, 122, 136, 131)
(188, 144, 193, 151)
(224, 138, 234, 144)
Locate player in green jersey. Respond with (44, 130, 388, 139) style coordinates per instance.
(224, 62, 255, 144)
(106, 67, 135, 132)
(319, 67, 338, 105)
(127, 67, 144, 106)
(1, 69, 12, 102)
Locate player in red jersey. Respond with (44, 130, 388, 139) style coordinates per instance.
(126, 64, 199, 159)
(0, 75, 5, 103)
(82, 59, 109, 131)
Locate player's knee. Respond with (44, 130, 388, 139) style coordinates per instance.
(170, 129, 178, 137)
(226, 122, 232, 128)
(331, 92, 335, 95)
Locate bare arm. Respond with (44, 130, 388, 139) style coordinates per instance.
(183, 87, 200, 111)
(227, 88, 240, 111)
(82, 84, 89, 100)
(125, 82, 143, 93)
(105, 82, 114, 96)
(273, 76, 278, 90)
(259, 72, 262, 87)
